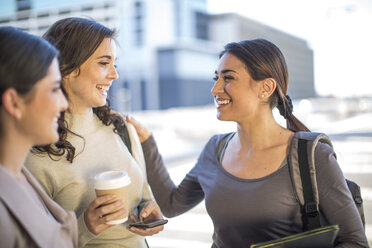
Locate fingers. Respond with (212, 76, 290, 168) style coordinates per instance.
(110, 111, 152, 143)
(141, 201, 163, 220)
(98, 207, 126, 224)
(88, 194, 116, 209)
(130, 215, 139, 223)
(127, 224, 164, 236)
(140, 201, 156, 220)
(84, 196, 126, 235)
(127, 201, 166, 236)
(127, 213, 165, 236)
(94, 200, 125, 220)
(125, 115, 151, 143)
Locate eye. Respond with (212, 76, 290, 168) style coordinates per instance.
(99, 62, 109, 66)
(223, 75, 234, 81)
(212, 76, 218, 81)
(52, 86, 62, 93)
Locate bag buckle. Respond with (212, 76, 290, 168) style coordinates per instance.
(305, 201, 319, 217)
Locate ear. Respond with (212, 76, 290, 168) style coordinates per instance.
(1, 88, 24, 119)
(64, 68, 79, 80)
(259, 78, 277, 99)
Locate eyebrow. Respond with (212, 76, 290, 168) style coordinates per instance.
(214, 69, 238, 74)
(96, 55, 113, 60)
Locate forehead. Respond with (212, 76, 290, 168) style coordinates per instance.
(217, 53, 246, 72)
(91, 38, 117, 58)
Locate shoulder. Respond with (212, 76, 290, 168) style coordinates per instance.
(314, 141, 341, 176)
(206, 132, 233, 147)
(125, 121, 137, 138)
(25, 152, 59, 197)
(25, 152, 56, 174)
(198, 132, 233, 160)
(314, 142, 337, 164)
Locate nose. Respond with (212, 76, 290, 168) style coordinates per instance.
(211, 78, 224, 96)
(59, 90, 68, 112)
(109, 64, 119, 80)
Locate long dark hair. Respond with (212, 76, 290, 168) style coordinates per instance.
(0, 26, 58, 136)
(220, 39, 309, 132)
(32, 17, 129, 162)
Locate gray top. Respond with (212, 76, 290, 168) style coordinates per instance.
(142, 134, 368, 248)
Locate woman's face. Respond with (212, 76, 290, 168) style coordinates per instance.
(63, 38, 118, 114)
(211, 53, 262, 123)
(19, 58, 68, 145)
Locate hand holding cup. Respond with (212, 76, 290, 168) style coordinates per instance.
(84, 194, 126, 234)
(84, 170, 131, 234)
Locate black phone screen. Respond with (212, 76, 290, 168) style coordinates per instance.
(128, 219, 168, 229)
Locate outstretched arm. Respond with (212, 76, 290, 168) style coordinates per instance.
(127, 116, 205, 217)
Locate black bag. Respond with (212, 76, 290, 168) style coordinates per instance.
(292, 132, 365, 230)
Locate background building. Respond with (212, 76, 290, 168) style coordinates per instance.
(0, 0, 315, 111)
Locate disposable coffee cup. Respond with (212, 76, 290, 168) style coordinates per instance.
(94, 170, 131, 224)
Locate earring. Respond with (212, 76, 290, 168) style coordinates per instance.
(261, 94, 265, 98)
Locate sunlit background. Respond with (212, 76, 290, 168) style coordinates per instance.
(1, 0, 372, 247)
(207, 0, 372, 97)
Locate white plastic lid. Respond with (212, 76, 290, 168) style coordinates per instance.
(94, 170, 131, 190)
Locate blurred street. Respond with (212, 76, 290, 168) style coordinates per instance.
(132, 97, 372, 247)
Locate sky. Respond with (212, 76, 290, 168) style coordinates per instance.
(206, 0, 372, 98)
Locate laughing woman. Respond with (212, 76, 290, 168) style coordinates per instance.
(129, 39, 368, 247)
(0, 26, 76, 247)
(25, 18, 163, 248)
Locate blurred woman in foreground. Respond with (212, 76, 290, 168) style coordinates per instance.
(0, 26, 76, 247)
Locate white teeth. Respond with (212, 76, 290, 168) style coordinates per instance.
(216, 99, 231, 105)
(96, 85, 110, 91)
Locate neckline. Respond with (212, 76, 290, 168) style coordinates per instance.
(65, 111, 100, 134)
(217, 132, 289, 182)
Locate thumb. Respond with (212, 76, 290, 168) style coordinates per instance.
(141, 201, 156, 219)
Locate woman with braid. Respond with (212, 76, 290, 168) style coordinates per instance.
(127, 39, 368, 247)
(25, 18, 163, 248)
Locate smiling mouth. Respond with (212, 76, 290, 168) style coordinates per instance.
(215, 99, 231, 107)
(96, 84, 110, 91)
(96, 84, 111, 95)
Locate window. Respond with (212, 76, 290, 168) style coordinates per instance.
(81, 6, 94, 12)
(59, 9, 71, 15)
(134, 1, 144, 46)
(0, 18, 10, 24)
(16, 0, 31, 11)
(195, 11, 209, 40)
(140, 79, 147, 110)
(37, 12, 49, 18)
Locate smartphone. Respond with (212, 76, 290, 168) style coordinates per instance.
(128, 219, 168, 229)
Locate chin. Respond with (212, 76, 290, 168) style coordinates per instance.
(94, 99, 108, 108)
(216, 113, 233, 122)
(35, 133, 59, 146)
(216, 112, 226, 121)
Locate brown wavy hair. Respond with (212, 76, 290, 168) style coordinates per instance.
(32, 17, 130, 162)
(220, 39, 310, 132)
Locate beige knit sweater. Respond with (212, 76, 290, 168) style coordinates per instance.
(26, 111, 153, 248)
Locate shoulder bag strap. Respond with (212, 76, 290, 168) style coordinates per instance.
(298, 138, 321, 230)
